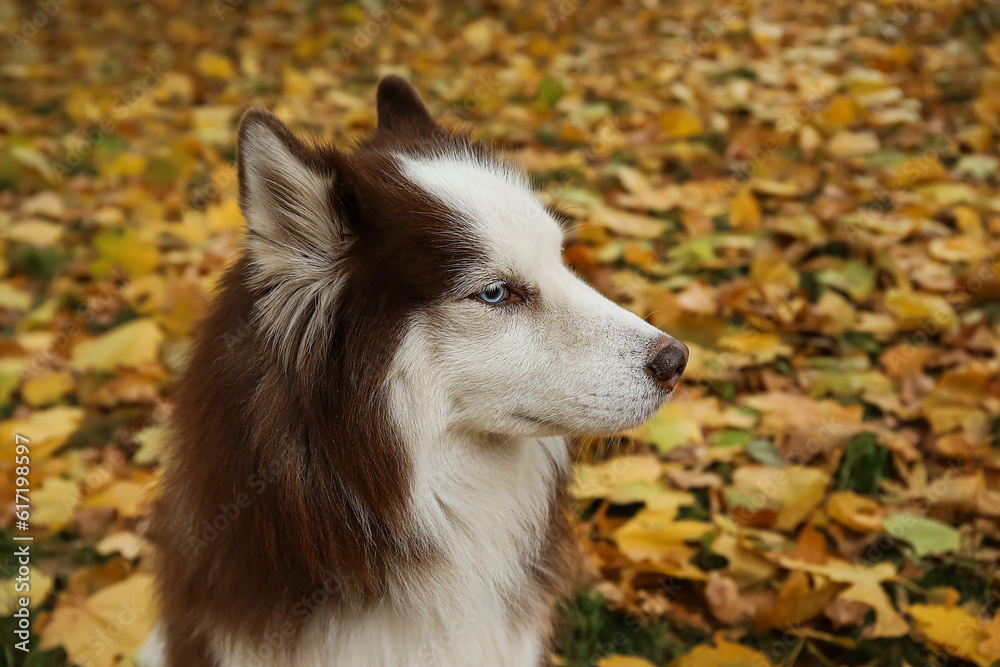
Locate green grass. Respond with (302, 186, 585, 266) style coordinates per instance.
(837, 433, 891, 495)
(555, 590, 694, 666)
(7, 244, 72, 282)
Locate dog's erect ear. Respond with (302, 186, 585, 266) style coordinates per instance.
(236, 109, 345, 365)
(237, 108, 338, 249)
(376, 75, 437, 136)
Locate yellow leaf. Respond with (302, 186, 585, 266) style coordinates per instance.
(0, 283, 33, 311)
(571, 456, 662, 500)
(929, 236, 993, 263)
(462, 19, 495, 56)
(193, 105, 240, 145)
(729, 465, 830, 531)
(0, 406, 84, 460)
(82, 480, 146, 518)
(22, 371, 74, 407)
(669, 639, 769, 667)
(952, 205, 983, 236)
(617, 166, 652, 196)
(756, 569, 838, 629)
(8, 220, 64, 248)
(33, 477, 81, 531)
(716, 333, 793, 365)
(816, 289, 857, 334)
(915, 183, 978, 207)
(839, 580, 908, 638)
(884, 289, 956, 331)
(132, 422, 167, 465)
(778, 556, 897, 584)
(70, 319, 164, 372)
(91, 228, 159, 278)
(39, 574, 157, 667)
(11, 145, 59, 183)
(827, 130, 880, 156)
(197, 52, 236, 79)
(816, 95, 855, 131)
(0, 567, 54, 615)
(598, 657, 658, 667)
(96, 531, 150, 561)
(729, 188, 761, 230)
(827, 491, 886, 533)
(711, 532, 776, 588)
(558, 122, 589, 143)
(908, 604, 993, 667)
(980, 613, 1000, 662)
(590, 206, 666, 239)
(646, 403, 704, 453)
(658, 108, 703, 139)
(282, 66, 313, 98)
(614, 508, 713, 576)
(0, 359, 23, 404)
(207, 198, 245, 232)
(101, 153, 148, 179)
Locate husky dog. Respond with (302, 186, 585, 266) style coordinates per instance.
(141, 76, 687, 667)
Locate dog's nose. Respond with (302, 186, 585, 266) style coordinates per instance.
(646, 337, 688, 392)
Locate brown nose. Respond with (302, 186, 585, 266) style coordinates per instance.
(646, 337, 689, 392)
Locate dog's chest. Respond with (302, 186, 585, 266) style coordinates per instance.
(219, 436, 570, 667)
(281, 601, 544, 667)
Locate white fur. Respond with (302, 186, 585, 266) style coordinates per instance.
(136, 624, 166, 667)
(140, 147, 674, 667)
(395, 150, 673, 435)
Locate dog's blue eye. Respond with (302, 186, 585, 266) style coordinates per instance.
(477, 283, 508, 305)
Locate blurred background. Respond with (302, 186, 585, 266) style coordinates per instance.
(1, 0, 1000, 665)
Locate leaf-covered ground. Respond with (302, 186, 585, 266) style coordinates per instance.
(1, 1, 999, 666)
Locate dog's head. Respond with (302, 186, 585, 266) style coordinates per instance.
(237, 76, 686, 440)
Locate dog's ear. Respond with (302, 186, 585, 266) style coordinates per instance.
(237, 108, 339, 249)
(376, 75, 437, 136)
(236, 109, 344, 365)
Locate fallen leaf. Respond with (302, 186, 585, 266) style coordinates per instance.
(705, 572, 751, 624)
(0, 567, 54, 614)
(669, 638, 769, 667)
(33, 477, 81, 531)
(827, 491, 886, 533)
(908, 604, 993, 667)
(883, 514, 961, 560)
(838, 580, 908, 638)
(0, 406, 84, 460)
(597, 657, 658, 667)
(728, 465, 830, 531)
(39, 574, 157, 667)
(70, 319, 164, 372)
